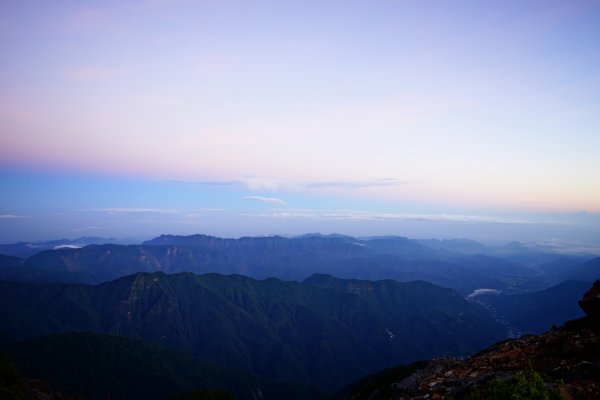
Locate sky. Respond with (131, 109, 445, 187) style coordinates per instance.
(1, 0, 599, 248)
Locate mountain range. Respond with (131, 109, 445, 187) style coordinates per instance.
(0, 237, 136, 259)
(0, 271, 503, 395)
(0, 233, 598, 399)
(1, 234, 597, 296)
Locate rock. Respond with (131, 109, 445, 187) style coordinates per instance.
(579, 280, 600, 320)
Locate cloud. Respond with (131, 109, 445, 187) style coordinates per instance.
(243, 196, 286, 206)
(240, 178, 411, 191)
(0, 214, 22, 219)
(87, 208, 225, 217)
(166, 177, 410, 191)
(89, 208, 181, 215)
(166, 178, 290, 191)
(54, 244, 83, 250)
(241, 178, 292, 191)
(166, 179, 241, 186)
(306, 178, 412, 189)
(244, 209, 535, 224)
(467, 289, 502, 298)
(533, 238, 600, 254)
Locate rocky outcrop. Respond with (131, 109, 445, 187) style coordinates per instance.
(0, 357, 73, 400)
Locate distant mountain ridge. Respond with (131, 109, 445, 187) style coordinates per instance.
(4, 233, 593, 295)
(0, 237, 136, 258)
(0, 272, 503, 393)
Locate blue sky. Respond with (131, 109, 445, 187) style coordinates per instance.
(1, 1, 599, 247)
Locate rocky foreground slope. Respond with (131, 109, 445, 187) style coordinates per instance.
(335, 280, 600, 400)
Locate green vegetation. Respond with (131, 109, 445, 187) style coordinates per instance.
(465, 369, 564, 400)
(7, 332, 322, 400)
(0, 272, 502, 393)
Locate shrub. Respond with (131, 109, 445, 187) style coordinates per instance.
(465, 368, 563, 400)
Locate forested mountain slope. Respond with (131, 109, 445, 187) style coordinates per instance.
(0, 272, 503, 393)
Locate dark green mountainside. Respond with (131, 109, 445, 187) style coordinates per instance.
(0, 272, 503, 394)
(5, 332, 321, 400)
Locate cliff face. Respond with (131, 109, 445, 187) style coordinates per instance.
(335, 280, 600, 400)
